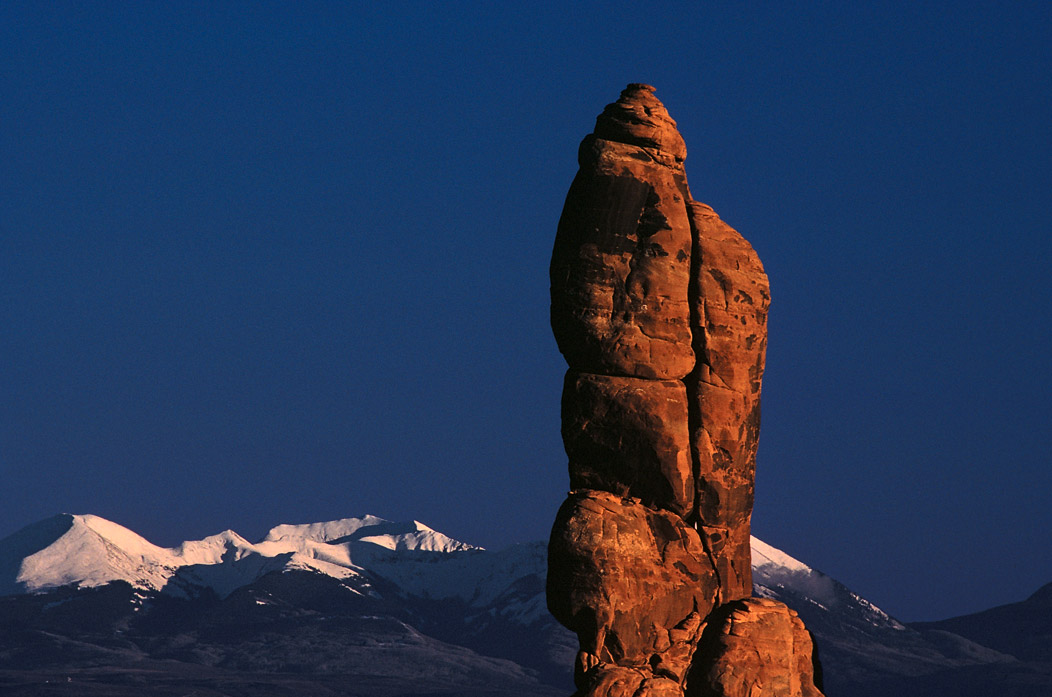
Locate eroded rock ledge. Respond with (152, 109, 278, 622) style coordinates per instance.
(548, 84, 823, 697)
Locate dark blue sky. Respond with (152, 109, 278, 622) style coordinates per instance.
(2, 3, 1049, 623)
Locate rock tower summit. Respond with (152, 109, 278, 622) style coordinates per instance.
(547, 85, 823, 697)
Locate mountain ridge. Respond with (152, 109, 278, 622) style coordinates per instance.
(0, 512, 1046, 696)
(0, 513, 475, 599)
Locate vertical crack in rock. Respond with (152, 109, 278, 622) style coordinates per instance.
(685, 201, 725, 608)
(548, 84, 823, 697)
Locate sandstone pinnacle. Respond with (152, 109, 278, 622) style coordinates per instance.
(547, 85, 822, 697)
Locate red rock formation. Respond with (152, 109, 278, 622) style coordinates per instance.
(562, 372, 693, 517)
(547, 84, 822, 697)
(688, 201, 771, 602)
(685, 599, 823, 697)
(550, 84, 694, 381)
(547, 491, 717, 672)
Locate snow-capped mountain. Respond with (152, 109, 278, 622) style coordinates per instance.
(0, 513, 475, 599)
(749, 536, 1018, 693)
(0, 514, 177, 595)
(0, 513, 1039, 697)
(0, 512, 572, 697)
(752, 535, 904, 631)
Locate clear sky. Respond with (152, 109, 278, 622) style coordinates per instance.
(2, 3, 1049, 623)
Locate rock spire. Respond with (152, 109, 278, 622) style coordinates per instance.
(547, 84, 823, 697)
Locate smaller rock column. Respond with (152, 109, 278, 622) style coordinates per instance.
(688, 201, 771, 602)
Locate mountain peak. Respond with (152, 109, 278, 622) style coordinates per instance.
(261, 515, 390, 544)
(750, 536, 812, 574)
(1, 513, 480, 598)
(0, 513, 176, 595)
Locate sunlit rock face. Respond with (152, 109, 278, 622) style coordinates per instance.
(688, 200, 771, 602)
(548, 84, 822, 697)
(546, 491, 716, 668)
(685, 599, 824, 697)
(550, 84, 694, 381)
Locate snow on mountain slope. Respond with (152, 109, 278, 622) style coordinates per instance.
(752, 536, 811, 574)
(1, 513, 1023, 695)
(359, 521, 478, 552)
(0, 514, 179, 595)
(263, 517, 476, 552)
(0, 513, 476, 599)
(171, 529, 255, 565)
(751, 535, 904, 630)
(749, 536, 1017, 693)
(262, 516, 391, 544)
(358, 539, 544, 609)
(0, 513, 902, 635)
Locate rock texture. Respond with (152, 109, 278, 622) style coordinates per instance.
(562, 373, 693, 516)
(689, 201, 771, 601)
(550, 84, 694, 381)
(547, 491, 716, 669)
(685, 599, 823, 697)
(547, 85, 822, 697)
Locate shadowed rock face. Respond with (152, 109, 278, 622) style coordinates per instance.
(547, 84, 821, 697)
(550, 84, 694, 381)
(562, 372, 693, 517)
